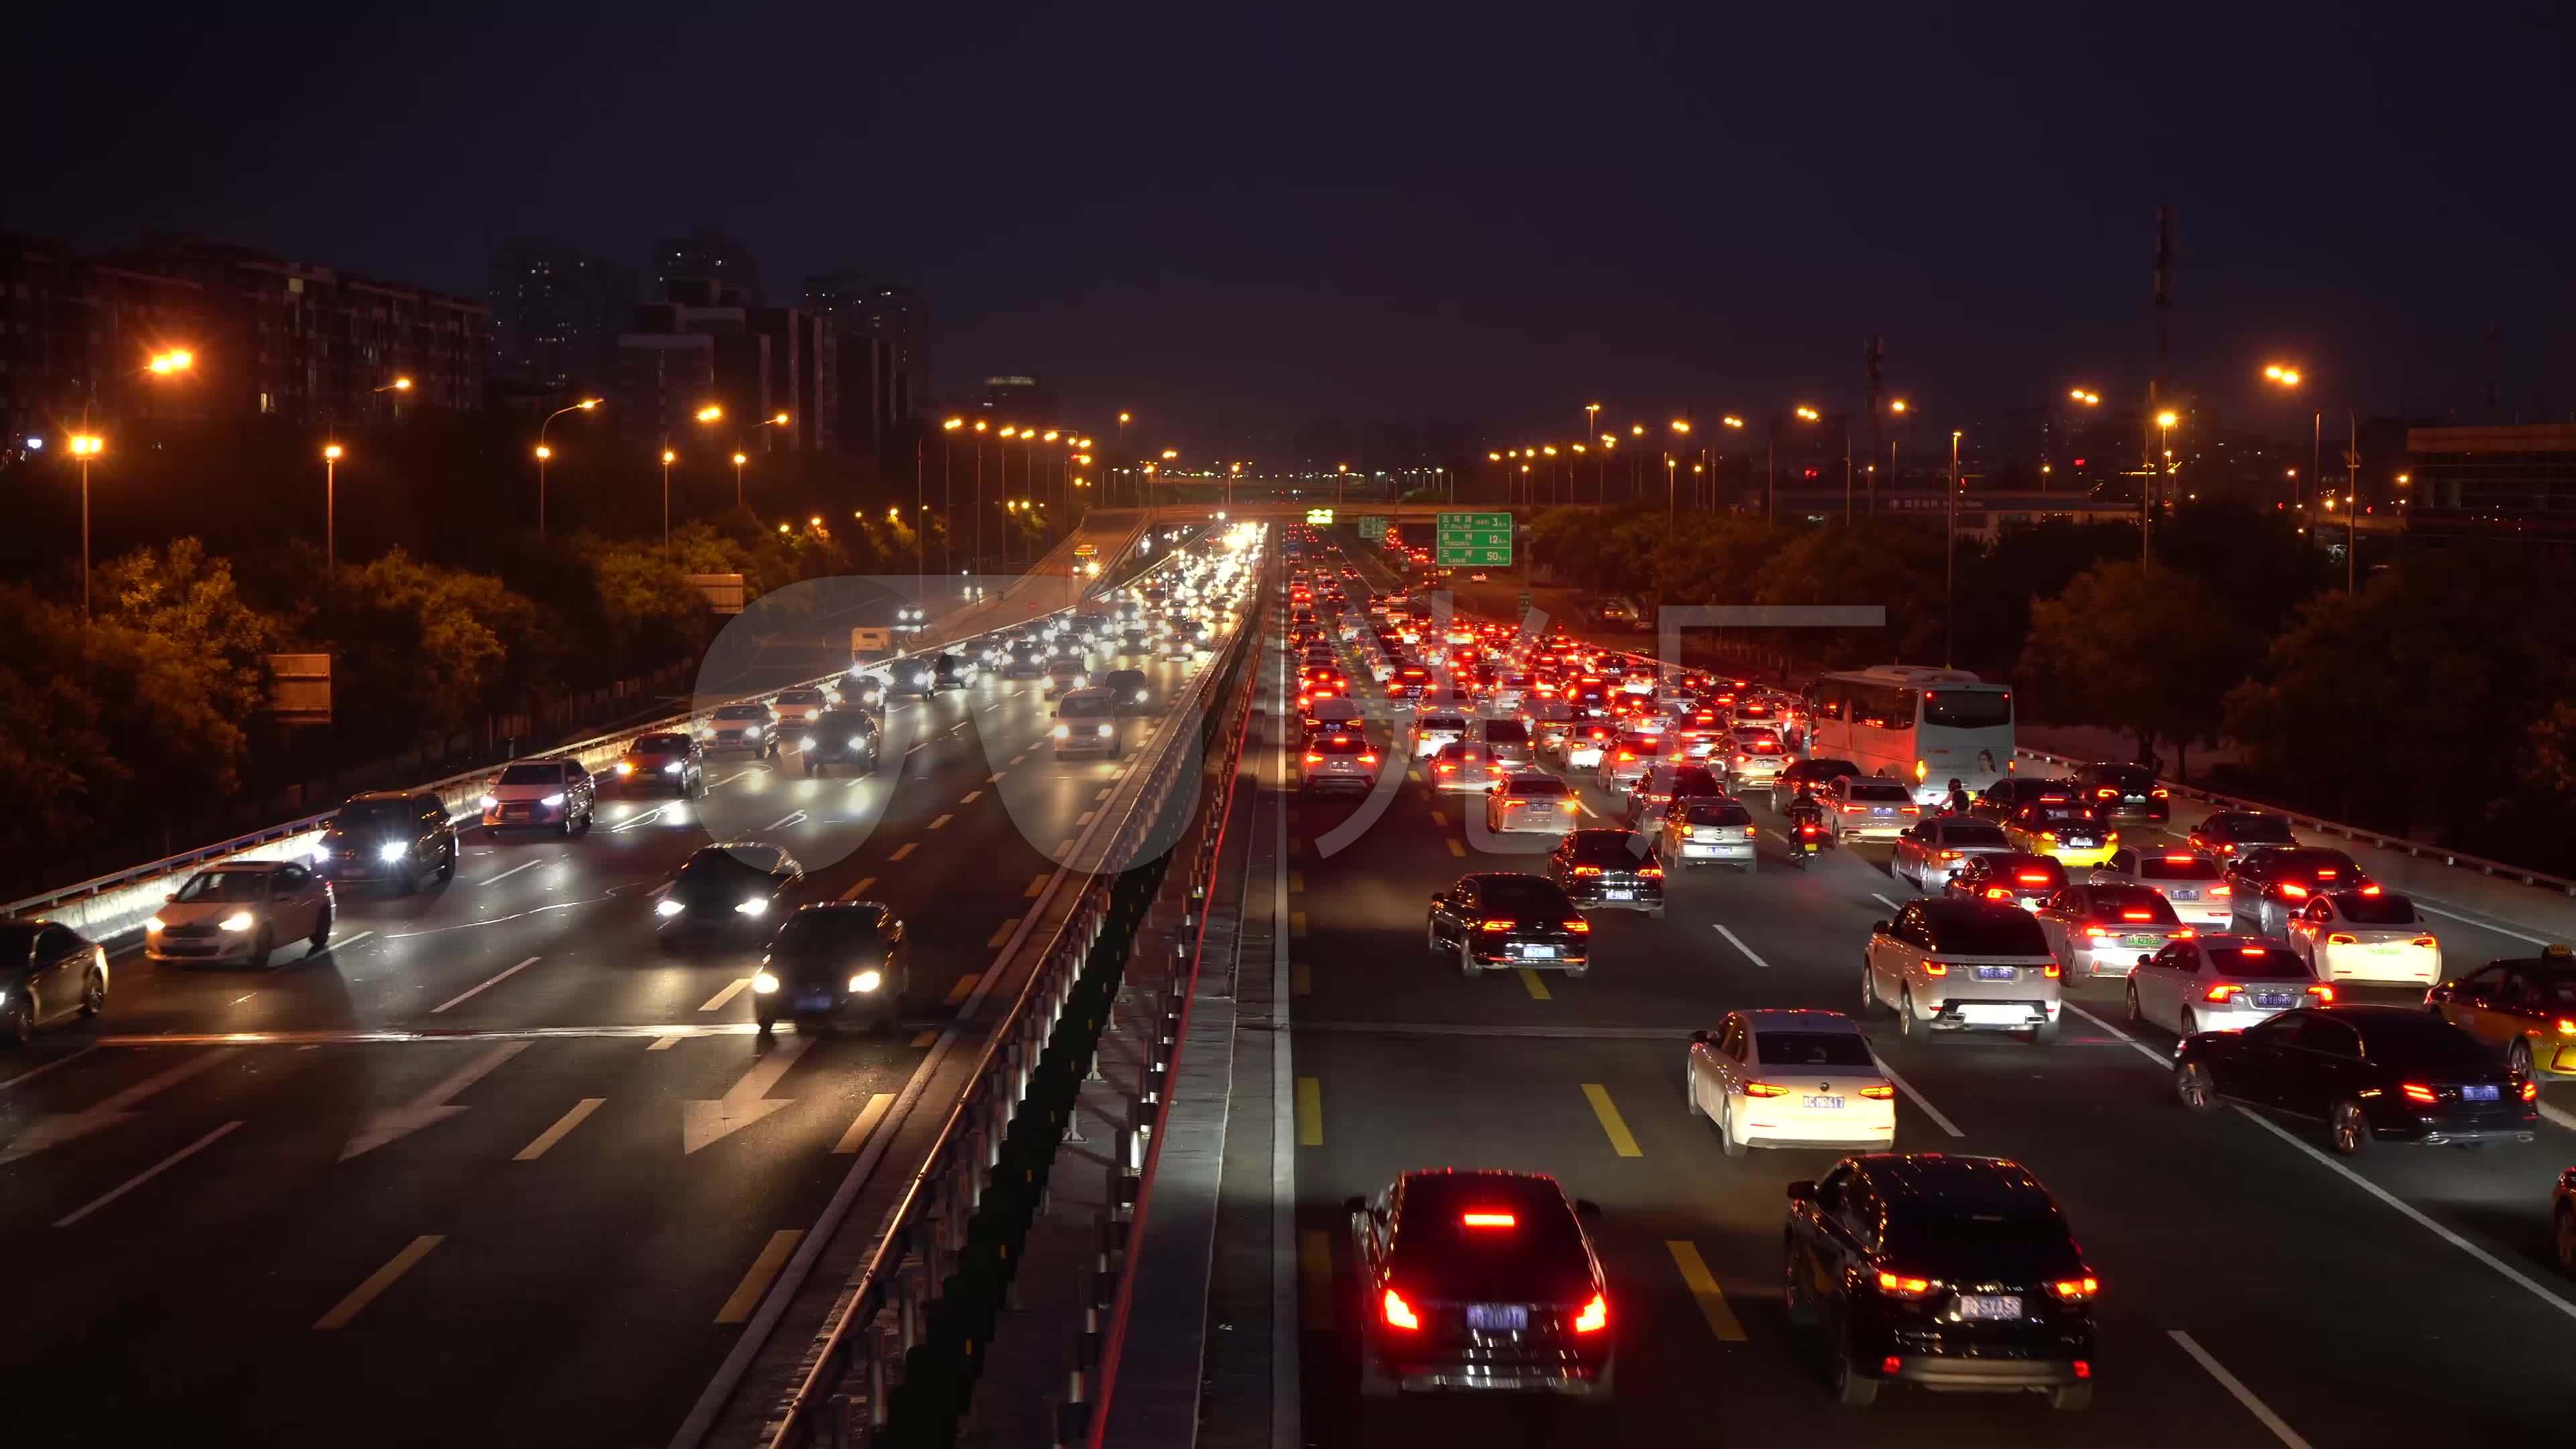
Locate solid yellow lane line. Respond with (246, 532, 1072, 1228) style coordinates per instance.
(1518, 968, 1552, 1001)
(1666, 1240, 1748, 1341)
(314, 1234, 444, 1330)
(1299, 1228, 1337, 1331)
(513, 1098, 604, 1161)
(714, 1229, 806, 1324)
(1295, 1075, 1325, 1146)
(1582, 1083, 1644, 1158)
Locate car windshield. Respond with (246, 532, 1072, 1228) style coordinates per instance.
(773, 907, 886, 952)
(1480, 875, 1578, 912)
(2087, 888, 2179, 924)
(335, 799, 417, 828)
(1684, 802, 1752, 826)
(1882, 1209, 2078, 1279)
(1937, 822, 2009, 847)
(174, 869, 274, 903)
(2212, 947, 2310, 979)
(775, 690, 824, 706)
(1935, 910, 2050, 955)
(496, 763, 565, 785)
(1846, 781, 1912, 803)
(633, 733, 690, 754)
(1756, 1030, 1875, 1067)
(2354, 1018, 2498, 1071)
(2224, 814, 2296, 843)
(714, 704, 769, 721)
(1059, 696, 1112, 718)
(2334, 893, 2418, 925)
(1921, 689, 2013, 729)
(1507, 776, 1569, 796)
(2139, 854, 2222, 881)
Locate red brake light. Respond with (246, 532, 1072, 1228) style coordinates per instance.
(2043, 963, 2062, 978)
(1359, 753, 1378, 765)
(2163, 853, 2197, 863)
(1478, 918, 1515, 932)
(2401, 1082, 2437, 1104)
(1922, 961, 1949, 975)
(2359, 883, 2383, 896)
(2047, 1275, 2101, 1302)
(1743, 1081, 1793, 1098)
(2237, 945, 2268, 956)
(2522, 1080, 2541, 1102)
(2279, 882, 2308, 899)
(1640, 865, 1664, 878)
(2209, 884, 2232, 898)
(1460, 1212, 1516, 1228)
(1572, 1293, 1608, 1333)
(2083, 926, 2110, 938)
(1984, 886, 2012, 900)
(2307, 984, 2336, 1002)
(2204, 983, 2245, 1002)
(1874, 1271, 1935, 1299)
(1564, 918, 1590, 932)
(2097, 788, 2116, 798)
(2016, 872, 2051, 884)
(2119, 910, 2151, 921)
(1383, 1288, 1421, 1330)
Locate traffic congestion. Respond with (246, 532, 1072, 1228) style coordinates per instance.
(1272, 524, 2575, 1440)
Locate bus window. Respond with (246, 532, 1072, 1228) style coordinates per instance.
(1923, 690, 2012, 729)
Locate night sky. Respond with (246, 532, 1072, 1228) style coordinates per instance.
(9, 2, 2570, 454)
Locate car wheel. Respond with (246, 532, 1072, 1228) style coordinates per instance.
(80, 968, 107, 1018)
(1426, 921, 1442, 958)
(2049, 1383, 2094, 1413)
(2330, 1099, 2373, 1156)
(1859, 963, 1880, 1014)
(755, 1013, 776, 1035)
(437, 847, 457, 883)
(1898, 986, 1919, 1039)
(2126, 981, 2144, 1026)
(2176, 1061, 2219, 1112)
(2555, 1205, 2576, 1276)
(1459, 943, 1479, 979)
(248, 929, 273, 971)
(2510, 1038, 2534, 1079)
(1782, 1244, 1820, 1328)
(400, 861, 421, 896)
(2029, 1015, 2060, 1045)
(557, 816, 574, 839)
(0, 993, 30, 1045)
(2178, 1006, 2198, 1038)
(1831, 1336, 1880, 1409)
(1719, 1099, 1750, 1158)
(309, 906, 333, 952)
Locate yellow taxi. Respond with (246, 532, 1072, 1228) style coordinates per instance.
(2426, 946, 2576, 1081)
(2002, 801, 2118, 869)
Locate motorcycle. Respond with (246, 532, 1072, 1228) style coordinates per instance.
(1788, 817, 1827, 867)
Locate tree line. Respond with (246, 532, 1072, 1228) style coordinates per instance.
(1519, 502, 2576, 872)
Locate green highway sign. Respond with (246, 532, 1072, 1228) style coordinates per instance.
(1436, 511, 1513, 568)
(1357, 515, 1389, 538)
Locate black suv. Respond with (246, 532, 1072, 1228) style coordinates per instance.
(2072, 762, 2168, 823)
(756, 902, 908, 1034)
(800, 709, 882, 777)
(1345, 1169, 1613, 1401)
(313, 791, 458, 893)
(1548, 828, 1667, 916)
(1784, 1154, 2097, 1411)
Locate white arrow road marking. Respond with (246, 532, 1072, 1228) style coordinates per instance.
(339, 1042, 529, 1161)
(682, 1036, 810, 1154)
(0, 1049, 237, 1165)
(481, 859, 545, 885)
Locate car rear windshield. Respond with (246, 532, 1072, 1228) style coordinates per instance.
(2353, 1018, 2499, 1071)
(2334, 893, 2418, 925)
(1684, 802, 1753, 827)
(1059, 696, 1112, 718)
(1921, 689, 2014, 729)
(2087, 888, 2180, 924)
(2222, 814, 2296, 842)
(497, 763, 566, 784)
(633, 733, 690, 753)
(1482, 722, 1530, 745)
(1937, 822, 2009, 847)
(2275, 850, 2360, 880)
(2211, 947, 2310, 979)
(714, 704, 769, 720)
(1932, 911, 2050, 955)
(1507, 776, 1570, 796)
(1389, 1195, 1591, 1300)
(1846, 781, 1912, 802)
(1421, 715, 1466, 732)
(1313, 735, 1371, 755)
(2138, 854, 2222, 881)
(174, 869, 273, 903)
(1882, 1210, 2078, 1279)
(1756, 1031, 1875, 1067)
(1481, 875, 1579, 912)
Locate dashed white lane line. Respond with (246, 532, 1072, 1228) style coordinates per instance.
(2168, 1330, 2314, 1448)
(717, 769, 757, 788)
(1711, 924, 1772, 971)
(3, 1042, 101, 1092)
(1077, 810, 1095, 826)
(323, 930, 376, 955)
(1871, 1059, 1966, 1138)
(481, 859, 545, 886)
(2062, 1003, 2169, 1067)
(54, 1120, 243, 1228)
(431, 956, 541, 1014)
(2233, 1105, 2576, 1326)
(1870, 892, 1904, 913)
(763, 810, 807, 831)
(2415, 902, 2550, 946)
(1095, 787, 1114, 802)
(698, 977, 753, 1013)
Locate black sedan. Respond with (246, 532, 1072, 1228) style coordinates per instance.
(1942, 852, 2067, 910)
(799, 709, 882, 777)
(755, 902, 908, 1034)
(2072, 761, 2169, 823)
(654, 843, 804, 939)
(1548, 828, 1667, 916)
(2187, 809, 2298, 859)
(2174, 1004, 2538, 1155)
(1427, 873, 1592, 978)
(1785, 1154, 2096, 1411)
(1345, 1169, 1613, 1401)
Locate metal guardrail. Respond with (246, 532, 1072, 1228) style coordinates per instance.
(754, 537, 1268, 1448)
(6, 517, 1175, 947)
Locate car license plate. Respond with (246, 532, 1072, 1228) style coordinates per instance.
(1974, 965, 2016, 981)
(2369, 943, 2404, 955)
(1604, 889, 1633, 901)
(1957, 1293, 2023, 1321)
(1521, 945, 1556, 960)
(2122, 934, 2159, 948)
(1466, 1303, 1528, 1332)
(2169, 888, 2198, 900)
(1803, 1095, 1845, 1110)
(2251, 991, 2294, 1008)
(2463, 1083, 2500, 1102)
(1872, 806, 1893, 816)
(1960, 1003, 2030, 1025)
(797, 993, 835, 1012)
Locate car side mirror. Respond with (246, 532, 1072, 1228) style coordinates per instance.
(165, 892, 178, 904)
(1870, 920, 1892, 936)
(1945, 869, 1963, 880)
(1342, 1195, 1367, 1216)
(1690, 1029, 1711, 1045)
(1784, 1180, 1818, 1205)
(2137, 955, 2154, 969)
(1574, 1199, 1604, 1222)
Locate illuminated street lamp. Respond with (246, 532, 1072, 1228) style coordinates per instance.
(733, 451, 749, 507)
(660, 449, 678, 547)
(534, 398, 600, 540)
(2068, 389, 2100, 406)
(146, 349, 194, 376)
(69, 433, 104, 622)
(323, 443, 345, 574)
(2262, 363, 2320, 511)
(696, 404, 724, 423)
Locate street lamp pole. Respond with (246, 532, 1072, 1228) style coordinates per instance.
(534, 398, 600, 541)
(1945, 429, 1962, 667)
(70, 433, 103, 623)
(660, 447, 676, 547)
(323, 443, 343, 574)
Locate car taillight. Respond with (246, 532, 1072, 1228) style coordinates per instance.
(1360, 754, 1378, 765)
(1564, 918, 1590, 933)
(2204, 984, 2243, 1002)
(2325, 932, 2357, 945)
(1842, 803, 1864, 812)
(1874, 1271, 1935, 1299)
(2152, 788, 2170, 798)
(2083, 926, 2110, 938)
(1639, 865, 1664, 877)
(1460, 1212, 1517, 1228)
(2097, 788, 2116, 798)
(1921, 961, 1949, 975)
(2400, 1082, 2437, 1104)
(1383, 1288, 1420, 1330)
(1900, 805, 1921, 815)
(1437, 763, 1455, 773)
(2043, 963, 2061, 978)
(2412, 936, 2436, 949)
(1479, 919, 1516, 932)
(1938, 849, 1962, 860)
(2307, 985, 2336, 1002)
(2016, 873, 2051, 885)
(2047, 1275, 2101, 1302)
(2209, 885, 2231, 898)
(1985, 886, 2013, 900)
(1859, 1084, 1896, 1099)
(2523, 1080, 2541, 1102)
(1743, 1081, 1792, 1097)
(1573, 1293, 1608, 1333)
(1305, 753, 1323, 763)
(2279, 882, 2308, 899)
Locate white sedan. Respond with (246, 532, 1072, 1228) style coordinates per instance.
(2282, 890, 2443, 986)
(2124, 934, 2334, 1038)
(1685, 1009, 1896, 1157)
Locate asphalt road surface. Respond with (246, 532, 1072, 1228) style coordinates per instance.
(0, 645, 1220, 1446)
(1282, 551, 2571, 1446)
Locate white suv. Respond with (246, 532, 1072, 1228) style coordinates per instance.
(1863, 899, 2063, 1044)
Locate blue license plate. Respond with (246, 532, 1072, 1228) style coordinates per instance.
(2463, 1084, 2500, 1102)
(1974, 965, 2016, 981)
(797, 993, 835, 1012)
(1466, 1304, 1529, 1332)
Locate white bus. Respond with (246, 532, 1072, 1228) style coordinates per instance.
(1801, 665, 2017, 805)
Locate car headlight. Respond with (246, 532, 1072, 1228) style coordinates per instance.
(700, 726, 715, 738)
(665, 761, 683, 773)
(744, 724, 761, 738)
(480, 794, 499, 810)
(849, 970, 883, 994)
(377, 841, 409, 863)
(219, 912, 257, 933)
(736, 898, 769, 915)
(842, 739, 858, 752)
(310, 845, 332, 863)
(145, 915, 166, 933)
(616, 761, 636, 775)
(1054, 724, 1071, 739)
(1134, 691, 1147, 703)
(540, 793, 566, 808)
(1097, 724, 1114, 737)
(753, 972, 780, 994)
(655, 898, 686, 918)
(1074, 674, 1089, 687)
(916, 672, 931, 684)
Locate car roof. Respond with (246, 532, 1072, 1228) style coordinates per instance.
(1736, 1008, 1863, 1033)
(193, 859, 293, 874)
(1917, 898, 2041, 925)
(1858, 1153, 2057, 1210)
(2183, 932, 2284, 953)
(344, 790, 428, 804)
(1397, 1167, 1569, 1212)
